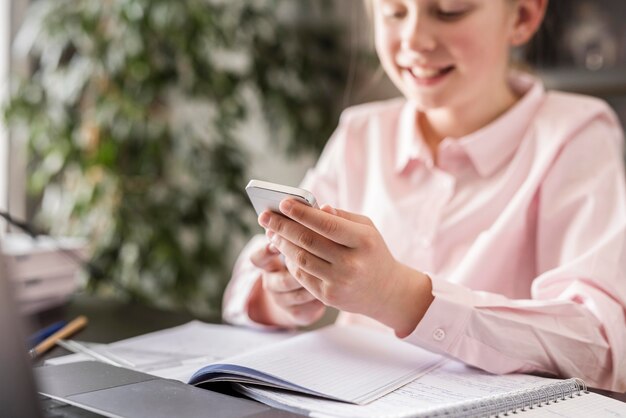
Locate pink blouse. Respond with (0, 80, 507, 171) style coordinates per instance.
(223, 74, 626, 391)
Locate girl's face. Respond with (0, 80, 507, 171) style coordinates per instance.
(373, 0, 520, 111)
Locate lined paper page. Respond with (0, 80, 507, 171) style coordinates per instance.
(202, 325, 443, 404)
(237, 360, 566, 418)
(522, 392, 626, 417)
(46, 321, 294, 382)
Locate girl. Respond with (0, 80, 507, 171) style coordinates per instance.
(223, 0, 626, 392)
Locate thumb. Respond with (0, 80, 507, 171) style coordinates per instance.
(251, 244, 285, 272)
(320, 204, 372, 226)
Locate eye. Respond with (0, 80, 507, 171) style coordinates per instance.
(434, 7, 470, 21)
(381, 3, 408, 20)
(433, 0, 474, 22)
(433, 6, 472, 22)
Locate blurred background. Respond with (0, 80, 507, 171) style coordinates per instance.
(1, 0, 625, 320)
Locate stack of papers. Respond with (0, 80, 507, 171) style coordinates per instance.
(45, 321, 296, 382)
(2, 234, 86, 313)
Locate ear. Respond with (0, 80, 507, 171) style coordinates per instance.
(509, 0, 548, 47)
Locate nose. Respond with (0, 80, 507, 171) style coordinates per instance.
(401, 13, 436, 53)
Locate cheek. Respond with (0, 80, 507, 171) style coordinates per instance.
(446, 28, 507, 75)
(374, 29, 400, 74)
(445, 13, 513, 72)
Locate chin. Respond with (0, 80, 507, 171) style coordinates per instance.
(404, 94, 451, 111)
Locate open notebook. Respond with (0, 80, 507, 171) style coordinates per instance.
(46, 322, 625, 417)
(188, 325, 444, 405)
(187, 325, 625, 417)
(235, 360, 626, 418)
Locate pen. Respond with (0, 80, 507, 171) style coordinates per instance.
(54, 339, 127, 367)
(28, 315, 88, 359)
(28, 320, 67, 348)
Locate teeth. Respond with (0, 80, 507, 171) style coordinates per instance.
(409, 67, 445, 79)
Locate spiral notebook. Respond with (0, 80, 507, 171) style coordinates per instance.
(234, 360, 626, 418)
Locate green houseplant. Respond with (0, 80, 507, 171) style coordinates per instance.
(5, 0, 346, 317)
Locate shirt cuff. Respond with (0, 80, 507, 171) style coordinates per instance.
(403, 277, 474, 355)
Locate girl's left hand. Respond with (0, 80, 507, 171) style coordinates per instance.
(258, 199, 433, 337)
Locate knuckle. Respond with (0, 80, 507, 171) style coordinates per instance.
(320, 218, 338, 235)
(295, 250, 308, 268)
(293, 268, 305, 281)
(336, 252, 350, 268)
(297, 231, 314, 249)
(272, 217, 285, 234)
(359, 234, 375, 249)
(342, 258, 359, 275)
(320, 285, 338, 306)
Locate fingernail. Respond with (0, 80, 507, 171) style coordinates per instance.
(258, 211, 270, 227)
(321, 204, 337, 215)
(280, 199, 293, 214)
(267, 243, 279, 254)
(266, 230, 275, 239)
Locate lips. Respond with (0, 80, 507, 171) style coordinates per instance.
(400, 63, 455, 87)
(407, 65, 455, 80)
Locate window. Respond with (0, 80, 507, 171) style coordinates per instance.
(0, 0, 10, 220)
(1, 0, 29, 231)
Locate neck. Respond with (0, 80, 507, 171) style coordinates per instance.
(418, 79, 519, 161)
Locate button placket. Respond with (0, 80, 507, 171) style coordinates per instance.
(432, 328, 446, 342)
(419, 171, 455, 250)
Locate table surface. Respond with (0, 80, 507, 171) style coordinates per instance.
(32, 294, 206, 347)
(32, 293, 626, 404)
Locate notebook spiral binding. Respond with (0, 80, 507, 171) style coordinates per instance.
(422, 377, 589, 418)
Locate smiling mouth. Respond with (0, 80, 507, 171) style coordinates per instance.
(407, 65, 455, 80)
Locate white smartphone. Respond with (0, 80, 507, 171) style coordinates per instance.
(245, 179, 318, 216)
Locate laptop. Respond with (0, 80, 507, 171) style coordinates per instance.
(0, 246, 302, 418)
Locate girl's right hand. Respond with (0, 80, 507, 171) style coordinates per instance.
(249, 243, 326, 326)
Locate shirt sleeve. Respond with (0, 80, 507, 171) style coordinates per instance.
(221, 234, 277, 328)
(404, 115, 626, 392)
(221, 116, 347, 328)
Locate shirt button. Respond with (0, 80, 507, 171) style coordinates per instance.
(433, 328, 446, 342)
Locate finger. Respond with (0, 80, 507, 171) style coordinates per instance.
(287, 262, 324, 300)
(321, 204, 373, 226)
(262, 271, 303, 293)
(270, 233, 332, 284)
(250, 243, 275, 265)
(283, 256, 298, 281)
(251, 244, 283, 272)
(271, 287, 317, 307)
(261, 210, 342, 263)
(287, 299, 326, 326)
(278, 199, 367, 248)
(277, 248, 324, 300)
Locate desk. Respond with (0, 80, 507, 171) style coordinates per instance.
(32, 293, 207, 348)
(32, 294, 626, 404)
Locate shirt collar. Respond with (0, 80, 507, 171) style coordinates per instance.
(395, 100, 433, 173)
(395, 73, 545, 177)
